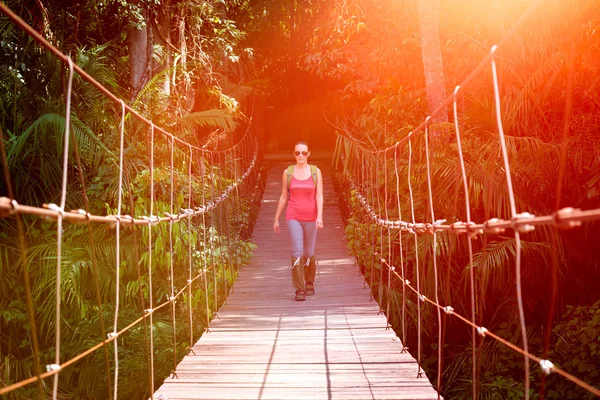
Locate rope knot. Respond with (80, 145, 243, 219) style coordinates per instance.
(554, 207, 582, 229)
(540, 359, 554, 375)
(107, 332, 119, 340)
(513, 212, 536, 233)
(485, 218, 505, 234)
(46, 364, 61, 372)
(121, 215, 134, 225)
(0, 197, 16, 218)
(75, 209, 92, 221)
(46, 203, 65, 219)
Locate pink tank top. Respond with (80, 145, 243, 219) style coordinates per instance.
(285, 175, 317, 221)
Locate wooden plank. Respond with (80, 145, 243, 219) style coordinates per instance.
(153, 162, 441, 400)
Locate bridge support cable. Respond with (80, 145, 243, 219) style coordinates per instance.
(384, 151, 393, 329)
(147, 124, 156, 398)
(168, 136, 178, 379)
(209, 154, 219, 319)
(407, 135, 425, 378)
(49, 58, 74, 400)
(187, 146, 195, 356)
(200, 155, 211, 333)
(491, 45, 531, 400)
(376, 154, 383, 309)
(112, 100, 126, 399)
(424, 118, 443, 400)
(452, 86, 479, 398)
(68, 86, 114, 400)
(362, 153, 369, 290)
(393, 146, 408, 352)
(219, 152, 229, 304)
(367, 154, 375, 298)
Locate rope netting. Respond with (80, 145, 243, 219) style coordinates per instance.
(0, 3, 262, 399)
(331, 5, 600, 398)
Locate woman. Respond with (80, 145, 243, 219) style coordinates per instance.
(273, 141, 324, 301)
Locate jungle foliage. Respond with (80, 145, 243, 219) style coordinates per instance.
(1, 0, 600, 398)
(0, 0, 267, 398)
(324, 0, 600, 398)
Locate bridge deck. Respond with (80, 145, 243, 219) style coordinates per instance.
(154, 162, 441, 400)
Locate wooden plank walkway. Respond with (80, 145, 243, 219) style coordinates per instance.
(154, 161, 441, 400)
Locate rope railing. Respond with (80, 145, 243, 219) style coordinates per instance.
(335, 135, 600, 399)
(331, 1, 599, 397)
(332, 51, 600, 400)
(0, 3, 262, 399)
(0, 134, 260, 397)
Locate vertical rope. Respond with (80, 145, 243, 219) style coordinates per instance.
(353, 144, 360, 272)
(394, 144, 407, 350)
(367, 154, 375, 299)
(200, 152, 211, 331)
(51, 57, 74, 400)
(407, 134, 423, 377)
(113, 99, 126, 400)
(210, 154, 219, 314)
(215, 152, 227, 303)
(169, 136, 178, 377)
(424, 117, 443, 398)
(453, 86, 478, 398)
(124, 138, 151, 400)
(360, 149, 367, 284)
(384, 150, 392, 328)
(147, 124, 155, 398)
(69, 99, 113, 400)
(187, 146, 194, 354)
(376, 153, 384, 309)
(226, 149, 235, 275)
(231, 146, 241, 275)
(220, 151, 230, 300)
(491, 46, 529, 399)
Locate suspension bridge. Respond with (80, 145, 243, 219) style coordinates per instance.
(1, 1, 600, 400)
(153, 160, 440, 399)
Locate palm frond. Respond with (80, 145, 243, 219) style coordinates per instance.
(178, 109, 237, 132)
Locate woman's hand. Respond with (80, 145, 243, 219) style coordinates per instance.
(316, 217, 323, 229)
(273, 219, 280, 233)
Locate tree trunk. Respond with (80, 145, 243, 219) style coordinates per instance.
(129, 8, 148, 100)
(155, 0, 172, 96)
(416, 0, 447, 125)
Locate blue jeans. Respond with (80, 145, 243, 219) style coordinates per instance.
(286, 219, 317, 259)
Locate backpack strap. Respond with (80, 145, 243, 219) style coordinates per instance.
(286, 165, 294, 191)
(287, 164, 318, 191)
(310, 164, 318, 187)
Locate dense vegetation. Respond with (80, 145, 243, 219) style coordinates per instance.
(0, 0, 265, 398)
(322, 0, 600, 399)
(1, 0, 599, 398)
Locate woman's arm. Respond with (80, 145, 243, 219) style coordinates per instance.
(273, 169, 289, 233)
(315, 168, 324, 229)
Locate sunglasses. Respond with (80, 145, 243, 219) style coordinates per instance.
(294, 151, 309, 156)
